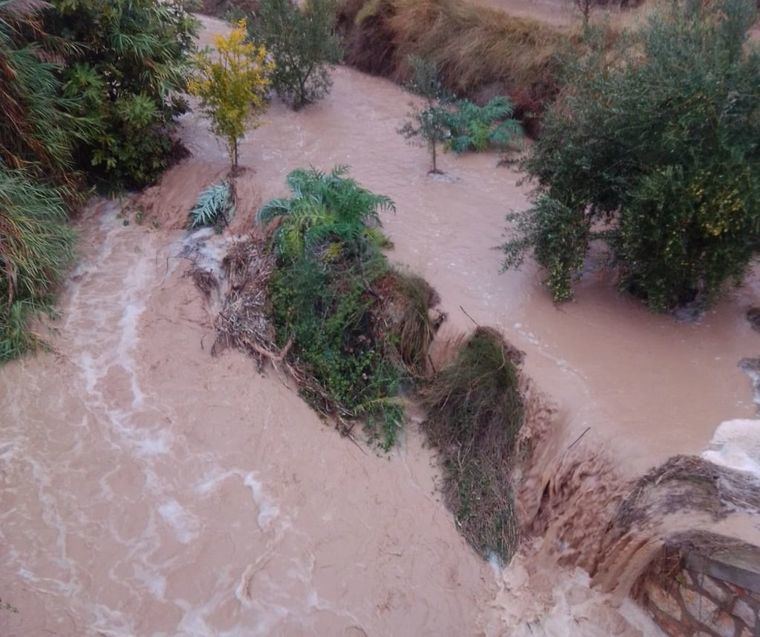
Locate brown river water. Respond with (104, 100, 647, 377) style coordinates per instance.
(1, 15, 758, 637)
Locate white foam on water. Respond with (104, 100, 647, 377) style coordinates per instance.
(244, 472, 280, 530)
(194, 468, 283, 534)
(484, 554, 663, 636)
(158, 499, 201, 544)
(702, 418, 760, 477)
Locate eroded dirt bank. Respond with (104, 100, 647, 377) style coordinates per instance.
(1, 14, 757, 636)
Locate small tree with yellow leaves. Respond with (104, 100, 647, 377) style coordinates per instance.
(189, 20, 273, 172)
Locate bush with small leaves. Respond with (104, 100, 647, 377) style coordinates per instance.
(190, 20, 273, 172)
(251, 0, 342, 109)
(502, 0, 760, 310)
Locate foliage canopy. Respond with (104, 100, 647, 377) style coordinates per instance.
(503, 0, 760, 310)
(46, 0, 197, 189)
(251, 0, 342, 109)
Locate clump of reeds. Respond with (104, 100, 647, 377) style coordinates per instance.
(378, 269, 444, 379)
(421, 327, 525, 561)
(0, 170, 74, 362)
(212, 236, 280, 370)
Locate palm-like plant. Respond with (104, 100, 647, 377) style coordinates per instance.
(445, 97, 522, 154)
(259, 166, 395, 261)
(188, 181, 234, 230)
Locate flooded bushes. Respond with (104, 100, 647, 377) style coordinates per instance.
(1, 0, 198, 361)
(503, 0, 760, 310)
(211, 167, 528, 555)
(250, 0, 342, 109)
(421, 328, 525, 561)
(444, 97, 522, 154)
(190, 19, 273, 172)
(261, 167, 439, 448)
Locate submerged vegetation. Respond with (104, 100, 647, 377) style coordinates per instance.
(422, 328, 525, 561)
(504, 0, 760, 310)
(261, 167, 440, 448)
(444, 97, 522, 154)
(400, 56, 522, 171)
(188, 181, 235, 230)
(399, 56, 451, 173)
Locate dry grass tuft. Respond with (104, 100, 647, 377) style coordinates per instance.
(211, 236, 283, 370)
(379, 269, 444, 378)
(339, 0, 579, 131)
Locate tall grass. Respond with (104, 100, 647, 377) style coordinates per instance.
(0, 170, 74, 361)
(0, 0, 87, 187)
(0, 1, 79, 362)
(339, 0, 577, 129)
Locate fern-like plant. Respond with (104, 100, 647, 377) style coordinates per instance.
(189, 181, 234, 230)
(259, 166, 395, 261)
(263, 167, 411, 448)
(444, 97, 522, 154)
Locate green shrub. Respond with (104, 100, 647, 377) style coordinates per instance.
(251, 0, 342, 109)
(261, 167, 438, 448)
(0, 170, 74, 361)
(444, 97, 522, 154)
(46, 0, 197, 189)
(421, 327, 524, 561)
(503, 0, 760, 310)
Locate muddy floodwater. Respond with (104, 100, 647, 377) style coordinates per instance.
(1, 15, 757, 637)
